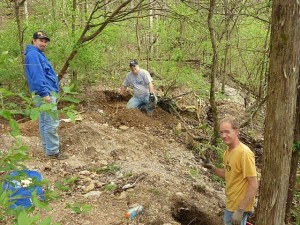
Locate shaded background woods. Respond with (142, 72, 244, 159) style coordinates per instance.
(0, 0, 300, 225)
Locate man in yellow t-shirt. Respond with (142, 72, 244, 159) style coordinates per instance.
(202, 117, 258, 225)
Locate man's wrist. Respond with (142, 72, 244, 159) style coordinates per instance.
(209, 165, 216, 172)
(237, 207, 245, 213)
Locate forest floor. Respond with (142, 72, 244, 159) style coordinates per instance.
(0, 83, 264, 225)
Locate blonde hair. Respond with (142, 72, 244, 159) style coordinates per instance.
(219, 117, 240, 129)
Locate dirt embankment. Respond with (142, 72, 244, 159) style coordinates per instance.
(1, 84, 262, 225)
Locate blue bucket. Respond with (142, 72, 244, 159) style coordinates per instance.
(2, 170, 45, 209)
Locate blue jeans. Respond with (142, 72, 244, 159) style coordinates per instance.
(127, 94, 157, 114)
(34, 95, 60, 156)
(224, 209, 252, 225)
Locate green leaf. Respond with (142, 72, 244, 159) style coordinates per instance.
(0, 88, 15, 97)
(65, 176, 78, 184)
(66, 111, 76, 123)
(0, 190, 9, 206)
(39, 103, 55, 111)
(55, 181, 69, 191)
(16, 93, 32, 104)
(50, 91, 60, 98)
(65, 203, 91, 214)
(81, 203, 91, 213)
(9, 119, 20, 137)
(30, 108, 40, 121)
(62, 86, 71, 94)
(66, 203, 81, 214)
(61, 96, 81, 103)
(32, 193, 50, 211)
(0, 110, 12, 120)
(17, 210, 30, 225)
(23, 109, 32, 117)
(39, 217, 52, 225)
(61, 105, 75, 111)
(44, 189, 59, 201)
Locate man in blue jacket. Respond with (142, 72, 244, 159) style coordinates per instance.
(25, 31, 68, 160)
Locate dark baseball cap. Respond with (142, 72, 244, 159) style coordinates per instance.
(33, 31, 50, 42)
(129, 59, 138, 67)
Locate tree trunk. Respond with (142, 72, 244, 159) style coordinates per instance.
(72, 0, 76, 36)
(258, 24, 271, 98)
(24, 0, 28, 25)
(13, 0, 25, 78)
(51, 0, 56, 21)
(285, 82, 300, 224)
(135, 10, 141, 61)
(71, 0, 77, 84)
(221, 0, 229, 94)
(207, 0, 219, 144)
(256, 2, 300, 225)
(58, 0, 133, 80)
(147, 4, 154, 70)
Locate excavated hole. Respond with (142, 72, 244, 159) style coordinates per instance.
(103, 90, 131, 102)
(172, 200, 216, 225)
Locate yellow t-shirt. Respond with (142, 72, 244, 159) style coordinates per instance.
(224, 142, 257, 211)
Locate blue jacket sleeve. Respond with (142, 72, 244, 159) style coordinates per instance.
(26, 51, 49, 97)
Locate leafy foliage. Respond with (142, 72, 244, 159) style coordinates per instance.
(0, 86, 80, 224)
(96, 163, 121, 175)
(65, 202, 91, 214)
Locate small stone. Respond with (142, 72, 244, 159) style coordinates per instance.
(79, 170, 91, 175)
(114, 192, 127, 200)
(119, 125, 129, 130)
(175, 192, 184, 197)
(90, 173, 96, 178)
(83, 182, 95, 193)
(83, 191, 102, 198)
(94, 181, 105, 188)
(99, 160, 108, 166)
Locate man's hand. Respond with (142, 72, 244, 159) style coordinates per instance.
(43, 96, 51, 103)
(149, 93, 156, 102)
(116, 94, 121, 101)
(232, 208, 244, 225)
(200, 156, 214, 170)
(119, 86, 127, 96)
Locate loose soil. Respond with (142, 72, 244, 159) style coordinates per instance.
(0, 84, 262, 225)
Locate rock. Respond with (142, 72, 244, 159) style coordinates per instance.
(119, 125, 129, 130)
(67, 156, 87, 169)
(115, 171, 123, 179)
(83, 181, 95, 193)
(90, 173, 96, 178)
(79, 170, 91, 175)
(114, 192, 127, 200)
(99, 160, 108, 166)
(175, 122, 181, 135)
(83, 191, 102, 198)
(97, 109, 104, 114)
(94, 181, 105, 188)
(193, 183, 206, 193)
(175, 192, 184, 197)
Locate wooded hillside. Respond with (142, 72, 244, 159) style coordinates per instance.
(0, 1, 299, 225)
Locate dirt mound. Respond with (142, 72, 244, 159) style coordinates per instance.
(1, 84, 263, 225)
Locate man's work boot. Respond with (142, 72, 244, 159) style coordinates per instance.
(46, 152, 69, 160)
